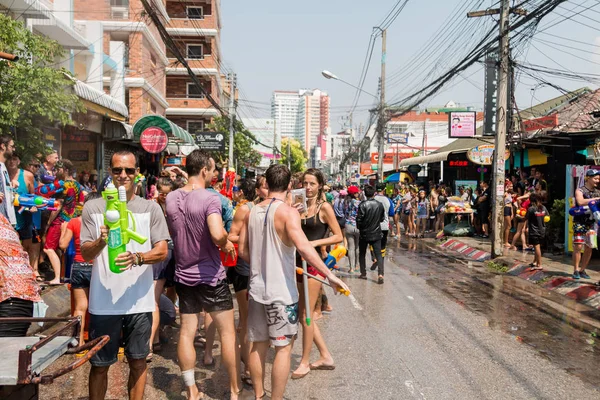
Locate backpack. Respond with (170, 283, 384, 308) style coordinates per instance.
(388, 197, 395, 218)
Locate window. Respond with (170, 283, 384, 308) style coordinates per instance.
(187, 121, 204, 134)
(186, 44, 203, 59)
(187, 6, 204, 19)
(187, 82, 205, 98)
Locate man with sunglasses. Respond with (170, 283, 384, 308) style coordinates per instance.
(80, 151, 170, 400)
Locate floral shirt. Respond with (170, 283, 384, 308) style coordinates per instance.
(0, 214, 41, 303)
(345, 198, 361, 227)
(60, 180, 85, 222)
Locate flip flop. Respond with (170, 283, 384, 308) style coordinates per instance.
(309, 363, 336, 371)
(291, 370, 310, 380)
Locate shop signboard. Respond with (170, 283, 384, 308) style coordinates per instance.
(140, 127, 168, 154)
(195, 131, 225, 152)
(370, 152, 413, 164)
(448, 111, 476, 138)
(522, 114, 558, 132)
(467, 145, 510, 165)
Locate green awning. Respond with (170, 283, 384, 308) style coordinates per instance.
(132, 115, 194, 144)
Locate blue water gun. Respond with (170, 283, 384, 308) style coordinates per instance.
(13, 194, 58, 214)
(35, 180, 64, 197)
(324, 246, 347, 270)
(569, 199, 600, 222)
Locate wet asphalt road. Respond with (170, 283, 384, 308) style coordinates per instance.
(39, 238, 600, 399)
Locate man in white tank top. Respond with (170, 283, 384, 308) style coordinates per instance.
(239, 164, 349, 400)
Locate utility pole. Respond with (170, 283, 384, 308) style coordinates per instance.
(272, 119, 277, 165)
(287, 137, 291, 170)
(421, 119, 428, 176)
(468, 1, 525, 258)
(376, 28, 387, 182)
(228, 73, 237, 169)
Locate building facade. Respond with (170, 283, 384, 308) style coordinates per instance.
(241, 118, 280, 169)
(271, 89, 330, 161)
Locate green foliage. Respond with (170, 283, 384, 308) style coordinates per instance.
(486, 261, 509, 274)
(0, 14, 82, 160)
(280, 137, 307, 174)
(206, 117, 262, 169)
(547, 198, 565, 244)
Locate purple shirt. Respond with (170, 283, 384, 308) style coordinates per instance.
(166, 188, 225, 286)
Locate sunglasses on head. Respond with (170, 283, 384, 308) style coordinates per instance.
(112, 167, 136, 175)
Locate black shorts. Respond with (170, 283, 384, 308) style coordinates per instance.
(89, 312, 152, 366)
(227, 268, 249, 293)
(176, 279, 234, 314)
(504, 206, 512, 217)
(529, 236, 542, 246)
(336, 216, 346, 229)
(0, 298, 33, 337)
(70, 262, 92, 289)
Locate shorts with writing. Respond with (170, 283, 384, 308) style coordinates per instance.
(247, 298, 298, 347)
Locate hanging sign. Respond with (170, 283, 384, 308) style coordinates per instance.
(467, 145, 510, 166)
(448, 111, 477, 138)
(140, 127, 168, 154)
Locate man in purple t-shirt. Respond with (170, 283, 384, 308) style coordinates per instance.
(166, 150, 242, 400)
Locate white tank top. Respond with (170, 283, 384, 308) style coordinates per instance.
(248, 200, 298, 305)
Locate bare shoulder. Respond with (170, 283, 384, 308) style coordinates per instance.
(23, 170, 34, 180)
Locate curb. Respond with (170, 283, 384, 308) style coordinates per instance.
(438, 238, 600, 311)
(439, 238, 491, 262)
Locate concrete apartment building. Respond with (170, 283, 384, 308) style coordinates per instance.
(271, 89, 330, 161)
(74, 0, 223, 134)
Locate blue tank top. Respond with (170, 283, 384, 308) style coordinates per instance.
(14, 170, 29, 230)
(32, 178, 42, 229)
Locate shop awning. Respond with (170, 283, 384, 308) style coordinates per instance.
(505, 148, 548, 168)
(73, 80, 128, 120)
(132, 115, 195, 145)
(399, 151, 452, 167)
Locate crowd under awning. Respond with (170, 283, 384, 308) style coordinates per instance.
(132, 115, 195, 145)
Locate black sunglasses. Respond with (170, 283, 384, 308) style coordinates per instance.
(29, 164, 40, 167)
(112, 167, 136, 175)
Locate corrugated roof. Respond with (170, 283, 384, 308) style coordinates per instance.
(556, 88, 600, 133)
(73, 80, 128, 118)
(519, 87, 591, 120)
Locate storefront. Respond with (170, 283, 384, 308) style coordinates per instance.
(131, 115, 198, 171)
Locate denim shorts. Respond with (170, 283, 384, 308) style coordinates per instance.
(70, 262, 93, 289)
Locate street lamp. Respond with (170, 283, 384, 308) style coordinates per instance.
(320, 70, 379, 100)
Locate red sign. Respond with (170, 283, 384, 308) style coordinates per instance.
(523, 114, 558, 132)
(140, 127, 168, 154)
(370, 152, 413, 164)
(360, 163, 374, 175)
(449, 160, 469, 167)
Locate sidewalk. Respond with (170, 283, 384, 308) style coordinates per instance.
(438, 236, 600, 311)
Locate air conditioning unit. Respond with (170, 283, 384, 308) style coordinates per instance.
(111, 6, 129, 19)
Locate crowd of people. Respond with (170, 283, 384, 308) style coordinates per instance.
(2, 130, 598, 399)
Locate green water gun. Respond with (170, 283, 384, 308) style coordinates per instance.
(103, 183, 148, 273)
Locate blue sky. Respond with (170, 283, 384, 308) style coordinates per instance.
(221, 0, 600, 131)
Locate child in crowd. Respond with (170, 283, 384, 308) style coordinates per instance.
(526, 193, 548, 271)
(416, 189, 429, 238)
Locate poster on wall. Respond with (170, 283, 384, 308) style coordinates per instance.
(454, 180, 478, 195)
(448, 111, 476, 138)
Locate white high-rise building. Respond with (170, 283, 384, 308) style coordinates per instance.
(271, 91, 301, 142)
(241, 118, 280, 169)
(271, 89, 329, 158)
